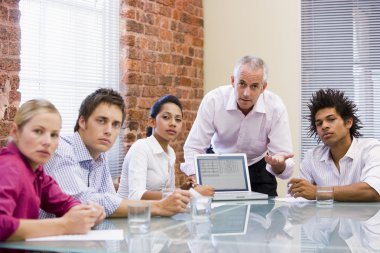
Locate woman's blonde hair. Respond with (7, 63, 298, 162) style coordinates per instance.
(14, 99, 61, 130)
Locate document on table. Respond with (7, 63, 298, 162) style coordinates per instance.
(275, 196, 315, 203)
(26, 229, 124, 241)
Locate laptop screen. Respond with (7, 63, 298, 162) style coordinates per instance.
(195, 154, 251, 192)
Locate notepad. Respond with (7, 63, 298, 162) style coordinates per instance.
(26, 229, 124, 241)
(275, 196, 315, 203)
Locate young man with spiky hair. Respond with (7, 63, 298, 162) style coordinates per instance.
(289, 89, 380, 201)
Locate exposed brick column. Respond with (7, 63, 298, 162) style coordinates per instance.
(120, 0, 204, 186)
(0, 0, 21, 147)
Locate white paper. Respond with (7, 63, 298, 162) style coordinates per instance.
(275, 196, 315, 203)
(171, 212, 191, 221)
(26, 229, 124, 241)
(189, 188, 202, 198)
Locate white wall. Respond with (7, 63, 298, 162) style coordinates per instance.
(203, 0, 301, 196)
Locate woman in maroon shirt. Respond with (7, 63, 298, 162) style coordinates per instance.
(0, 99, 105, 241)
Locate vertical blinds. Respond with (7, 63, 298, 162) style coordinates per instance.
(19, 0, 122, 176)
(301, 0, 380, 157)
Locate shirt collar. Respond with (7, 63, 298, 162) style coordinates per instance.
(72, 132, 106, 163)
(226, 89, 239, 111)
(320, 146, 332, 162)
(147, 135, 176, 165)
(344, 137, 357, 160)
(225, 89, 266, 115)
(320, 137, 357, 162)
(253, 94, 266, 114)
(147, 135, 166, 155)
(6, 141, 20, 155)
(7, 142, 44, 177)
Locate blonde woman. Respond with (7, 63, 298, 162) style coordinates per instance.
(0, 99, 105, 241)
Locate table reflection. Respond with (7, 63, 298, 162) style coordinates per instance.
(1, 201, 380, 253)
(288, 203, 380, 252)
(210, 202, 293, 253)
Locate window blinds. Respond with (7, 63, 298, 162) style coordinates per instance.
(19, 0, 122, 176)
(301, 0, 380, 157)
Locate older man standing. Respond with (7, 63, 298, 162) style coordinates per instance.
(183, 56, 294, 196)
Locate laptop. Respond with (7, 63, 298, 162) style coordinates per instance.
(194, 153, 268, 201)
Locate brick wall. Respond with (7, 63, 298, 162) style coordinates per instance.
(0, 0, 204, 188)
(0, 0, 21, 147)
(120, 0, 204, 186)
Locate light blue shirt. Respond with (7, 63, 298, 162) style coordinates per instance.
(41, 132, 122, 217)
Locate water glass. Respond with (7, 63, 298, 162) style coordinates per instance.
(316, 186, 334, 207)
(162, 187, 175, 199)
(191, 196, 212, 222)
(128, 202, 151, 233)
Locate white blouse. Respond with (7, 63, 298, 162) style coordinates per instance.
(301, 137, 380, 194)
(117, 135, 176, 200)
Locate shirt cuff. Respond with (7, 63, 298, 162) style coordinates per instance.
(266, 158, 294, 179)
(128, 189, 146, 200)
(365, 177, 380, 196)
(104, 195, 123, 217)
(180, 163, 195, 176)
(0, 215, 20, 241)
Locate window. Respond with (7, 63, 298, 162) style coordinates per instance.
(19, 0, 122, 176)
(301, 0, 380, 156)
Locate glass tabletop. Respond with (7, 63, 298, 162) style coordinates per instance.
(1, 199, 380, 252)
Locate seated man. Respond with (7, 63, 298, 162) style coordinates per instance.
(41, 88, 190, 218)
(289, 89, 380, 201)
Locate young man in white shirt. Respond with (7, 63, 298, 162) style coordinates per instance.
(289, 89, 380, 201)
(182, 55, 294, 196)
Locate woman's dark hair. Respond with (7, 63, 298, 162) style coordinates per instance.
(146, 94, 183, 137)
(307, 88, 362, 142)
(74, 88, 126, 132)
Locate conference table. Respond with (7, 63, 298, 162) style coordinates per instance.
(1, 198, 380, 252)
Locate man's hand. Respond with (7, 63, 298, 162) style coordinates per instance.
(265, 152, 294, 174)
(288, 178, 316, 200)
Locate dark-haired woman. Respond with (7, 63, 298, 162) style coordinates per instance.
(117, 95, 214, 200)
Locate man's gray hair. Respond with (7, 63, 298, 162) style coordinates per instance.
(233, 56, 268, 84)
